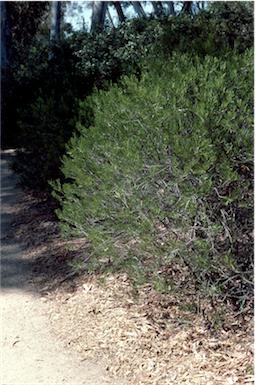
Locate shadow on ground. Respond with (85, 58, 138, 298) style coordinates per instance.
(1, 150, 82, 293)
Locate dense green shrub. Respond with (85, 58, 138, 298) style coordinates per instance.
(161, 2, 253, 56)
(12, 92, 85, 191)
(52, 49, 253, 309)
(207, 1, 253, 52)
(69, 18, 163, 87)
(1, 36, 79, 149)
(8, 37, 92, 190)
(1, 37, 49, 148)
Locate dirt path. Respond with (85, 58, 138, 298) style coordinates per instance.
(0, 151, 126, 385)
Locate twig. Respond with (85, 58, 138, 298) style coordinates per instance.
(59, 254, 92, 284)
(233, 307, 253, 318)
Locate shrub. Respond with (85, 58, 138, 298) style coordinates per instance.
(160, 2, 253, 56)
(207, 1, 254, 52)
(12, 92, 84, 191)
(69, 18, 163, 87)
(52, 49, 253, 310)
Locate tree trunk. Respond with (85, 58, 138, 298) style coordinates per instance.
(1, 2, 7, 71)
(106, 5, 114, 27)
(181, 1, 193, 14)
(50, 1, 61, 41)
(91, 1, 107, 32)
(152, 2, 164, 19)
(131, 1, 147, 19)
(49, 1, 61, 61)
(112, 1, 126, 23)
(1, 2, 13, 73)
(165, 1, 176, 16)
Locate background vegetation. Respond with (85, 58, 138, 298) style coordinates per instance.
(1, 1, 253, 320)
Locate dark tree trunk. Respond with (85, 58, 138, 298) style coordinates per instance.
(152, 2, 164, 19)
(166, 1, 176, 16)
(112, 1, 126, 23)
(1, 2, 7, 71)
(91, 1, 107, 32)
(182, 1, 193, 14)
(1, 2, 13, 73)
(131, 1, 147, 19)
(49, 1, 61, 61)
(106, 5, 114, 27)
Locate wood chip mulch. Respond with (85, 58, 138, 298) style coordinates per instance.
(6, 186, 254, 385)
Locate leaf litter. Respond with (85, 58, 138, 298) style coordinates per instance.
(7, 190, 254, 385)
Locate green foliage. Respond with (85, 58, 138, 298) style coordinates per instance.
(12, 92, 82, 191)
(4, 18, 162, 191)
(69, 18, 163, 87)
(161, 2, 253, 56)
(3, 2, 49, 64)
(207, 1, 254, 51)
(2, 1, 253, 317)
(52, 49, 253, 310)
(4, 2, 253, 194)
(3, 35, 92, 190)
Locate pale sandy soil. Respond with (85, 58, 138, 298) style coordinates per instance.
(1, 150, 126, 385)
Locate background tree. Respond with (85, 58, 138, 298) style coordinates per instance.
(112, 2, 126, 23)
(88, 1, 195, 29)
(1, 1, 50, 147)
(131, 1, 148, 19)
(91, 1, 108, 32)
(165, 1, 176, 16)
(151, 2, 165, 19)
(49, 1, 62, 61)
(1, 1, 13, 74)
(181, 1, 193, 14)
(2, 2, 49, 65)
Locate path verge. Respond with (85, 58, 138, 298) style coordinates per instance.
(1, 150, 126, 385)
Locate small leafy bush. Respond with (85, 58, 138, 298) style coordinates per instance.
(69, 18, 163, 87)
(52, 49, 253, 310)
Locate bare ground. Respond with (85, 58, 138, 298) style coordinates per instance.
(1, 150, 126, 385)
(1, 150, 254, 385)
